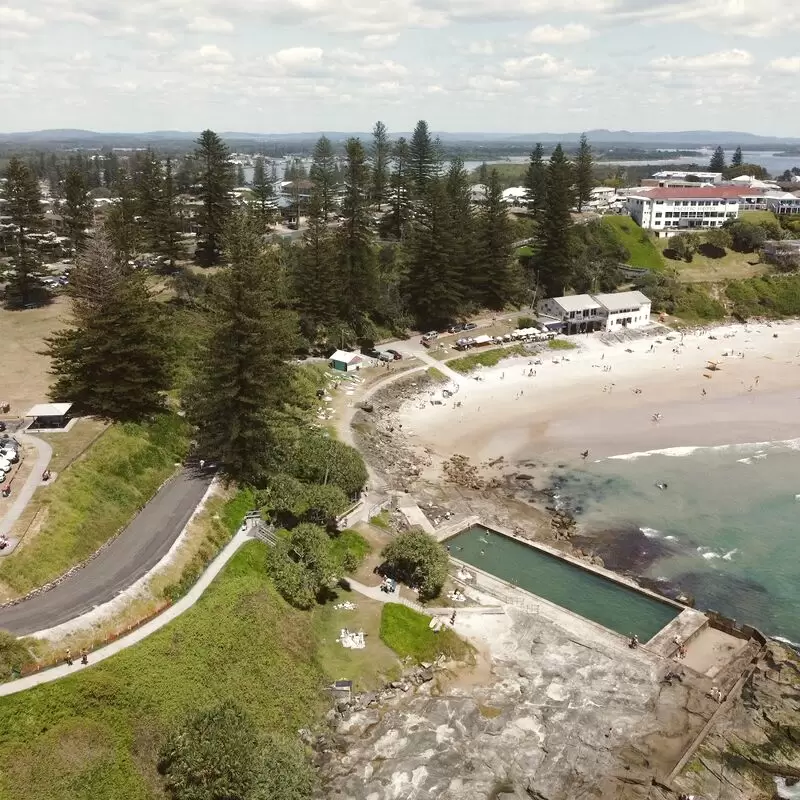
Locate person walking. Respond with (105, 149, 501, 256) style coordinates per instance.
(80, 648, 89, 666)
(450, 610, 456, 626)
(65, 648, 73, 666)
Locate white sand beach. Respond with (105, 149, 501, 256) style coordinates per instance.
(398, 321, 800, 465)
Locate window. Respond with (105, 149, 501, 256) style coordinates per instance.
(655, 212, 662, 217)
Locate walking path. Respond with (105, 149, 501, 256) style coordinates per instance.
(0, 432, 52, 545)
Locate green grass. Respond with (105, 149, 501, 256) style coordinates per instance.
(516, 245, 534, 257)
(739, 210, 779, 225)
(0, 414, 191, 597)
(425, 366, 449, 383)
(369, 510, 392, 529)
(548, 338, 577, 351)
(725, 273, 800, 319)
(447, 344, 526, 374)
(672, 284, 727, 323)
(655, 238, 766, 283)
(379, 604, 473, 664)
(0, 541, 327, 800)
(329, 529, 371, 569)
(601, 216, 666, 271)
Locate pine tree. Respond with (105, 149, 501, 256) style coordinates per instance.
(443, 157, 479, 307)
(709, 146, 726, 172)
(309, 135, 338, 220)
(536, 144, 575, 299)
(477, 162, 489, 186)
(194, 129, 234, 267)
(384, 137, 411, 239)
(524, 143, 548, 220)
(3, 157, 50, 309)
(251, 156, 276, 232)
(45, 233, 171, 420)
(409, 120, 437, 198)
(156, 157, 183, 268)
(133, 149, 165, 254)
(574, 133, 593, 213)
(477, 170, 519, 309)
(293, 191, 340, 338)
(186, 211, 298, 485)
(62, 166, 93, 252)
(404, 179, 463, 328)
(336, 138, 378, 328)
(370, 121, 391, 208)
(732, 146, 743, 167)
(236, 163, 246, 186)
(105, 170, 140, 261)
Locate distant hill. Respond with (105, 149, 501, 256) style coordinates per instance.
(1, 128, 798, 149)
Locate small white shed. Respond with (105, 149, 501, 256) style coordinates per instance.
(329, 350, 363, 372)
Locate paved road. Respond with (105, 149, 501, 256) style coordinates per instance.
(0, 467, 214, 636)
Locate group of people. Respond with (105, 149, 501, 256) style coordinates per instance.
(65, 648, 89, 666)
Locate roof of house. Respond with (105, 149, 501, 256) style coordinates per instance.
(25, 402, 73, 418)
(548, 294, 600, 312)
(594, 291, 651, 312)
(329, 350, 361, 364)
(633, 187, 754, 201)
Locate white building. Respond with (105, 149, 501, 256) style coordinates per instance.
(594, 291, 652, 330)
(762, 191, 800, 216)
(651, 170, 723, 184)
(538, 292, 651, 334)
(627, 187, 746, 237)
(469, 183, 488, 204)
(537, 294, 604, 334)
(590, 186, 617, 202)
(501, 187, 528, 206)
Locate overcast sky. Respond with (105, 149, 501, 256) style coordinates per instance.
(2, 0, 800, 135)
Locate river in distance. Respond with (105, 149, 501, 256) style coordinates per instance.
(548, 439, 800, 645)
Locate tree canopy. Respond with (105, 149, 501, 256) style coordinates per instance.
(381, 528, 449, 600)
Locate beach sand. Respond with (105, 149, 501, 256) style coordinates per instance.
(398, 321, 800, 465)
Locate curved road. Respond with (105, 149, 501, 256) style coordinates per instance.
(0, 468, 214, 636)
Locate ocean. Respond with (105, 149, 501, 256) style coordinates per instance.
(549, 439, 800, 645)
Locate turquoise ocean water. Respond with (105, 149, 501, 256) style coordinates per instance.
(551, 439, 800, 644)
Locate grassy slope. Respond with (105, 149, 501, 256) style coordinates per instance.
(0, 542, 326, 800)
(0, 414, 190, 597)
(379, 604, 472, 663)
(447, 344, 526, 374)
(655, 239, 767, 284)
(601, 216, 666, 271)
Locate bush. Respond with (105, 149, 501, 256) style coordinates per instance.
(517, 316, 536, 329)
(448, 344, 526, 374)
(329, 529, 371, 574)
(548, 338, 577, 350)
(381, 528, 449, 601)
(0, 630, 36, 681)
(292, 432, 368, 497)
(379, 604, 472, 663)
(667, 232, 697, 263)
(727, 220, 767, 253)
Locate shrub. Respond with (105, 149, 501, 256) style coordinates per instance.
(381, 528, 449, 601)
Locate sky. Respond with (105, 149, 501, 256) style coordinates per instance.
(2, 0, 800, 135)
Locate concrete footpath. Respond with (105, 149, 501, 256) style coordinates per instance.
(0, 528, 252, 697)
(0, 468, 214, 635)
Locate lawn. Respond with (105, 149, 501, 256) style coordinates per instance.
(739, 210, 779, 225)
(0, 296, 67, 414)
(0, 414, 191, 599)
(312, 587, 401, 691)
(655, 239, 767, 283)
(447, 344, 526, 374)
(601, 216, 666, 271)
(425, 366, 449, 383)
(379, 603, 473, 664)
(0, 542, 328, 800)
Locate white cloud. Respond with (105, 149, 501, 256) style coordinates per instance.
(187, 16, 234, 33)
(769, 57, 800, 75)
(268, 46, 324, 73)
(183, 44, 235, 64)
(650, 49, 754, 70)
(467, 40, 494, 55)
(467, 75, 519, 93)
(525, 23, 593, 44)
(362, 33, 399, 48)
(0, 6, 44, 30)
(147, 29, 175, 46)
(502, 53, 564, 78)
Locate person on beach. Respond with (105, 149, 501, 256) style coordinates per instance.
(629, 634, 639, 649)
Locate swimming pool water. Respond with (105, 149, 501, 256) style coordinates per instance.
(446, 525, 679, 641)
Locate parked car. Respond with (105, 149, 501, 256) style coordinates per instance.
(0, 422, 6, 433)
(0, 447, 18, 464)
(385, 349, 403, 360)
(0, 460, 12, 474)
(464, 322, 478, 331)
(377, 352, 394, 362)
(421, 331, 439, 342)
(448, 322, 466, 334)
(361, 346, 381, 359)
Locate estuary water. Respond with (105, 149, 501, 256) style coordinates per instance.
(551, 439, 800, 644)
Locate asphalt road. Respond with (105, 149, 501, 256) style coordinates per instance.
(0, 467, 214, 636)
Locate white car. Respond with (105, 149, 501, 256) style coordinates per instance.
(0, 460, 12, 474)
(0, 447, 18, 463)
